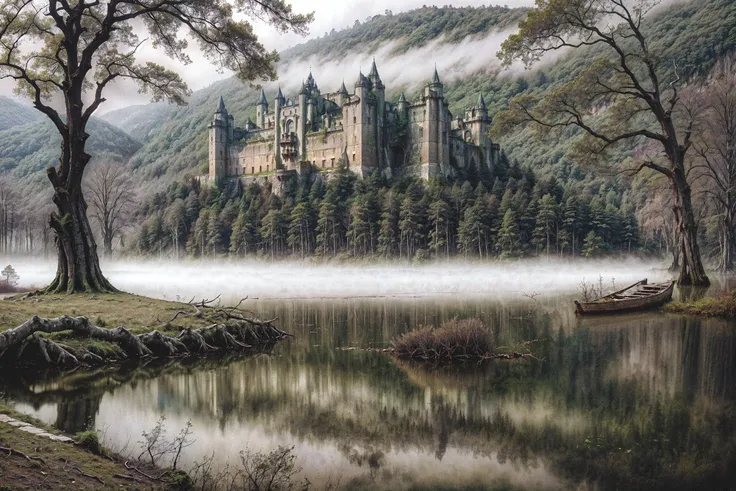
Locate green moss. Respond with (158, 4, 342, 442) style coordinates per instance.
(664, 291, 736, 318)
(75, 431, 109, 457)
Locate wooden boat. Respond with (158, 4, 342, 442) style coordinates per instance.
(574, 279, 675, 315)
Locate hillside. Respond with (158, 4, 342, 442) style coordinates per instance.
(98, 0, 735, 187)
(0, 97, 42, 132)
(0, 118, 141, 182)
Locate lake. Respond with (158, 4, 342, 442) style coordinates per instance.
(3, 261, 736, 490)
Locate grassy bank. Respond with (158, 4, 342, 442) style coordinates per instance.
(664, 290, 736, 318)
(0, 402, 172, 490)
(0, 293, 202, 333)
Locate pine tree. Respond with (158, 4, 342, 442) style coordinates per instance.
(563, 195, 580, 256)
(582, 230, 604, 257)
(187, 208, 210, 257)
(533, 194, 558, 256)
(347, 196, 373, 256)
(288, 202, 312, 258)
(378, 192, 400, 257)
(261, 208, 287, 259)
(497, 208, 521, 258)
(428, 198, 451, 258)
(317, 199, 339, 257)
(399, 193, 424, 258)
(206, 206, 224, 257)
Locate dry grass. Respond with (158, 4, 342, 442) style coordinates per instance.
(391, 318, 494, 362)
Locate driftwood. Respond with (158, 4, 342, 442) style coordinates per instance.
(0, 312, 289, 370)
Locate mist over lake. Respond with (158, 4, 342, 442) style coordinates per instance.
(9, 257, 668, 301)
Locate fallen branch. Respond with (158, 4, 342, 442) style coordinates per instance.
(71, 464, 105, 485)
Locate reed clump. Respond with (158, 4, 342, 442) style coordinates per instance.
(391, 318, 494, 362)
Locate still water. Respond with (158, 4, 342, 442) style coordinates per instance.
(4, 289, 736, 490)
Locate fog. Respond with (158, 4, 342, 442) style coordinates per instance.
(5, 258, 668, 302)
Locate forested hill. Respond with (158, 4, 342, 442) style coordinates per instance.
(97, 0, 735, 188)
(0, 118, 141, 182)
(0, 97, 41, 132)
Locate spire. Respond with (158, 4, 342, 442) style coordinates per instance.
(398, 91, 407, 103)
(217, 96, 227, 113)
(477, 92, 487, 111)
(258, 88, 267, 105)
(339, 80, 348, 95)
(306, 70, 315, 88)
(355, 71, 368, 88)
(299, 81, 308, 95)
(276, 86, 285, 103)
(369, 58, 379, 78)
(432, 65, 441, 85)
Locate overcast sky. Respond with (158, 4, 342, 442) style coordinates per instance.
(0, 0, 536, 112)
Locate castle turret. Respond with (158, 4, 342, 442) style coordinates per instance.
(397, 91, 409, 117)
(369, 59, 385, 169)
(256, 88, 268, 128)
(465, 91, 493, 171)
(208, 96, 230, 180)
(274, 88, 284, 169)
(298, 82, 308, 161)
(422, 68, 445, 175)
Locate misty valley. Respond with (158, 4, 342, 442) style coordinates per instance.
(0, 0, 735, 489)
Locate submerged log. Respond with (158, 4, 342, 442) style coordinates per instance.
(0, 314, 290, 369)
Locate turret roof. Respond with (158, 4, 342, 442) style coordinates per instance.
(216, 96, 227, 114)
(369, 58, 381, 80)
(339, 80, 348, 95)
(258, 88, 267, 105)
(299, 82, 308, 95)
(477, 92, 487, 111)
(355, 71, 368, 87)
(432, 66, 441, 85)
(398, 91, 407, 103)
(276, 87, 285, 102)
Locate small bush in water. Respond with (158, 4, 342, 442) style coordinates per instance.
(391, 318, 494, 361)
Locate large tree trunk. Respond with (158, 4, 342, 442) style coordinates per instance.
(45, 113, 117, 294)
(671, 169, 710, 286)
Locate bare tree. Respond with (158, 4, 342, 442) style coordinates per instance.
(692, 59, 736, 271)
(0, 0, 312, 293)
(85, 162, 134, 258)
(496, 0, 710, 285)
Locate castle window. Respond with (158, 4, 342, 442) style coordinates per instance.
(331, 158, 335, 167)
(259, 165, 262, 173)
(321, 159, 325, 168)
(352, 153, 356, 162)
(251, 167, 254, 174)
(266, 165, 269, 171)
(353, 116, 356, 124)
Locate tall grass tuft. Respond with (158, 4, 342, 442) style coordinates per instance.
(391, 318, 494, 362)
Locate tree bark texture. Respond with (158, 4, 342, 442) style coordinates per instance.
(0, 315, 289, 369)
(670, 167, 710, 286)
(45, 117, 116, 293)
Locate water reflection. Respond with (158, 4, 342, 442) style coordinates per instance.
(3, 294, 736, 490)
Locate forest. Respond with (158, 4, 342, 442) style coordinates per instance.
(133, 155, 641, 261)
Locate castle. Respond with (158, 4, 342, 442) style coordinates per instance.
(208, 61, 500, 183)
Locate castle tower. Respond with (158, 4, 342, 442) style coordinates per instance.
(422, 67, 445, 175)
(368, 59, 385, 169)
(274, 87, 285, 170)
(397, 92, 409, 117)
(256, 88, 268, 128)
(298, 82, 308, 162)
(466, 92, 493, 170)
(208, 96, 229, 180)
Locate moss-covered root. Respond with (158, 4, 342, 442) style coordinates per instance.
(0, 315, 290, 370)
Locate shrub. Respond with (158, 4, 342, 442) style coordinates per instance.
(75, 431, 108, 457)
(391, 318, 494, 361)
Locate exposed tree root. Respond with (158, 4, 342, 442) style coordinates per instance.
(0, 310, 290, 369)
(0, 445, 46, 465)
(113, 473, 143, 482)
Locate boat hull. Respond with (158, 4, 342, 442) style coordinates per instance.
(574, 281, 675, 315)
